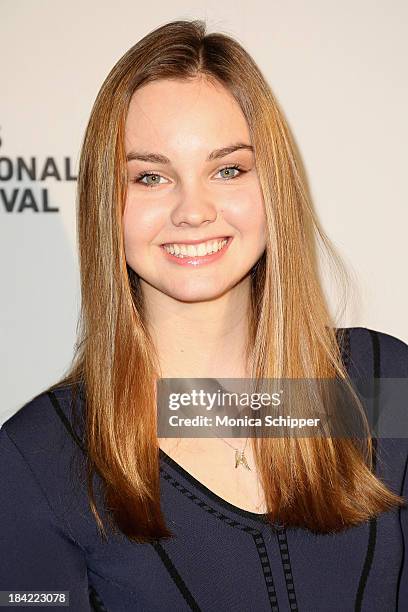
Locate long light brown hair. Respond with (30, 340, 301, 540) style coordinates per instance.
(47, 19, 405, 542)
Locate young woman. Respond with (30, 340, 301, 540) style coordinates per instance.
(1, 19, 407, 612)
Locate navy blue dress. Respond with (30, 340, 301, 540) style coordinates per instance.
(1, 327, 407, 611)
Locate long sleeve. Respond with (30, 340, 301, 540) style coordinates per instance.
(0, 426, 91, 611)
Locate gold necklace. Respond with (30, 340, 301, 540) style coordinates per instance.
(215, 434, 251, 470)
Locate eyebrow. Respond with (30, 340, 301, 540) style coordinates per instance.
(126, 142, 254, 164)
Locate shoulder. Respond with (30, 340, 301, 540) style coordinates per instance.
(0, 383, 92, 538)
(336, 326, 408, 378)
(1, 383, 86, 473)
(2, 383, 84, 433)
(338, 327, 408, 484)
(0, 385, 98, 577)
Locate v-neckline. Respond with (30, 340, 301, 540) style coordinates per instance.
(158, 446, 277, 525)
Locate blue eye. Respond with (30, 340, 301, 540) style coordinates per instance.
(131, 164, 244, 188)
(215, 165, 242, 179)
(133, 172, 167, 188)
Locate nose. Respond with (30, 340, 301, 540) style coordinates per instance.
(170, 181, 219, 228)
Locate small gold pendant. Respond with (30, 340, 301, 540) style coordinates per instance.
(235, 449, 251, 470)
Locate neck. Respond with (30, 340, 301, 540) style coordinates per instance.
(143, 276, 252, 379)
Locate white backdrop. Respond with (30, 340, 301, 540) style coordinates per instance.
(1, 0, 407, 422)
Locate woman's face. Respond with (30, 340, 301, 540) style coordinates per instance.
(123, 77, 266, 303)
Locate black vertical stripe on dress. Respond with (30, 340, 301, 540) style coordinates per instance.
(47, 391, 109, 612)
(354, 329, 380, 612)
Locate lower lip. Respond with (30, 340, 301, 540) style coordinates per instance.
(160, 237, 233, 266)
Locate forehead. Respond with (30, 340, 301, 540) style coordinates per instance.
(125, 78, 250, 153)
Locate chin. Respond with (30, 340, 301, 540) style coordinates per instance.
(162, 282, 231, 303)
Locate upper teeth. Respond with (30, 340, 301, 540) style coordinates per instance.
(163, 239, 228, 257)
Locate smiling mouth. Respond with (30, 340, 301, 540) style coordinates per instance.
(161, 237, 231, 258)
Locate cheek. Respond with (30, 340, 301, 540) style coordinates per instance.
(223, 189, 266, 237)
(122, 197, 164, 252)
(122, 205, 140, 257)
